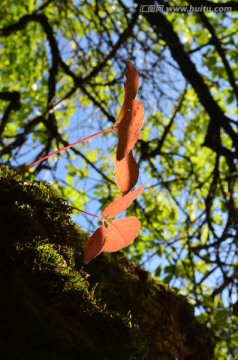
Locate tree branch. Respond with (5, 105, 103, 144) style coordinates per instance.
(196, 11, 238, 101)
(0, 91, 21, 137)
(135, 0, 238, 160)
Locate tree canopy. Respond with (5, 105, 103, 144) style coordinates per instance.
(1, 1, 238, 358)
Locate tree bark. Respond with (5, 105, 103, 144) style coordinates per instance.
(0, 166, 215, 360)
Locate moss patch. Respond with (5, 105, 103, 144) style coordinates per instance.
(0, 166, 147, 359)
(0, 166, 215, 359)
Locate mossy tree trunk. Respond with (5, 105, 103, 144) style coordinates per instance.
(0, 166, 215, 360)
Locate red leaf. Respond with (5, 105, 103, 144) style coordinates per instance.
(102, 184, 145, 219)
(115, 61, 139, 126)
(115, 151, 139, 194)
(114, 99, 144, 161)
(84, 224, 107, 264)
(83, 62, 144, 263)
(102, 217, 141, 252)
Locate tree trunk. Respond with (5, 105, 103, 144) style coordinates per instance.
(0, 166, 215, 359)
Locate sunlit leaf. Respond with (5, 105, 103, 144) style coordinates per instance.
(102, 217, 141, 252)
(84, 224, 106, 264)
(102, 184, 145, 218)
(114, 99, 144, 161)
(115, 61, 139, 126)
(115, 151, 139, 194)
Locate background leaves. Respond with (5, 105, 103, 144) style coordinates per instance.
(1, 1, 238, 357)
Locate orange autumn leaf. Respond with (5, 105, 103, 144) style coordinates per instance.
(83, 62, 145, 264)
(84, 217, 141, 264)
(84, 184, 145, 263)
(102, 184, 145, 218)
(114, 99, 144, 161)
(84, 224, 107, 264)
(115, 151, 139, 195)
(115, 61, 139, 126)
(102, 217, 141, 252)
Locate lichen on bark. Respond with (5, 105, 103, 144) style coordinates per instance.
(0, 166, 215, 359)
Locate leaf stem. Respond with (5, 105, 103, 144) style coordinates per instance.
(69, 205, 101, 219)
(10, 127, 113, 178)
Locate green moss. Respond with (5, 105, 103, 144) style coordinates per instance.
(0, 166, 148, 359)
(0, 165, 215, 359)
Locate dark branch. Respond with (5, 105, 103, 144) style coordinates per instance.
(136, 0, 238, 161)
(196, 11, 238, 101)
(149, 87, 187, 157)
(0, 91, 21, 137)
